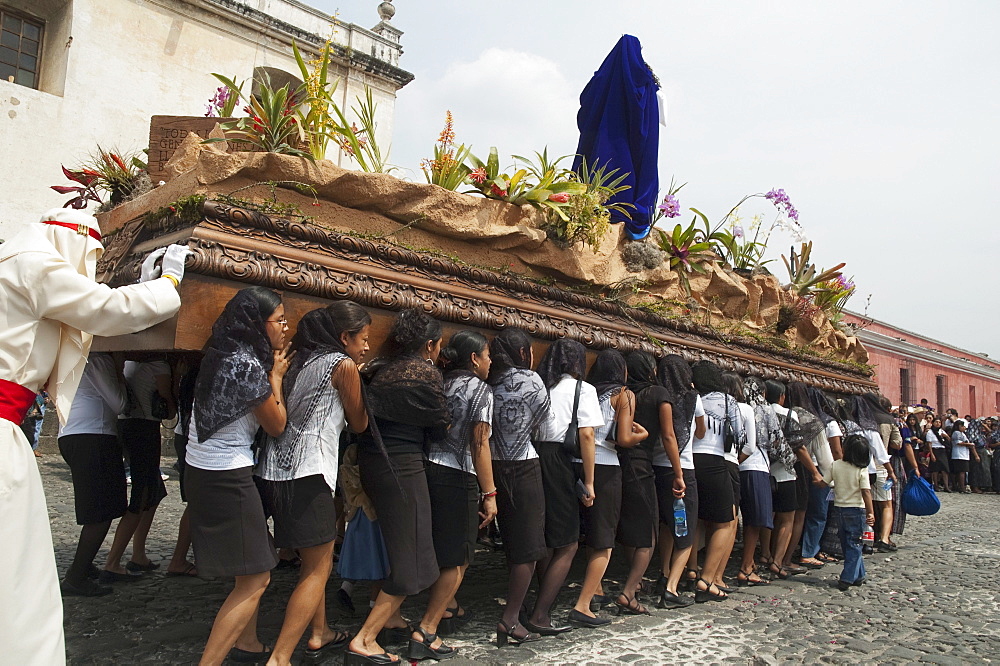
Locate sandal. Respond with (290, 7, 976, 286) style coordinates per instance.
(615, 593, 650, 616)
(408, 625, 454, 661)
(816, 552, 838, 563)
(694, 578, 727, 603)
(438, 605, 472, 636)
(344, 647, 399, 665)
(736, 568, 769, 587)
(125, 560, 160, 572)
(496, 619, 540, 647)
(227, 644, 271, 664)
(796, 558, 825, 569)
(679, 567, 699, 592)
(165, 563, 198, 578)
(304, 630, 350, 660)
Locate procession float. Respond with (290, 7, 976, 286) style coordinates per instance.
(54, 35, 874, 394)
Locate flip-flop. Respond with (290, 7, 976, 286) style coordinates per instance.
(304, 631, 350, 660)
(126, 560, 160, 572)
(165, 563, 199, 578)
(227, 644, 271, 664)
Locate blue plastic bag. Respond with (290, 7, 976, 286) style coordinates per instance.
(901, 474, 940, 516)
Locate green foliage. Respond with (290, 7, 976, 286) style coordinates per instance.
(782, 241, 846, 296)
(205, 73, 312, 160)
(332, 86, 396, 173)
(292, 41, 338, 161)
(466, 146, 586, 218)
(421, 111, 471, 190)
(654, 209, 717, 293)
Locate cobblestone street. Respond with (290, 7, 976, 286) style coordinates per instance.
(39, 449, 998, 665)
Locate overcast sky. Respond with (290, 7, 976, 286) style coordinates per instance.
(319, 1, 1000, 356)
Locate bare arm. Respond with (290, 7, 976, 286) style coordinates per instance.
(612, 389, 647, 447)
(470, 422, 497, 528)
(331, 359, 368, 434)
(578, 426, 596, 507)
(253, 347, 292, 437)
(828, 435, 843, 461)
(694, 414, 707, 439)
(659, 402, 686, 497)
(862, 488, 875, 526)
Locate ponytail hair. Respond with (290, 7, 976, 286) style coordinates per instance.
(439, 330, 488, 374)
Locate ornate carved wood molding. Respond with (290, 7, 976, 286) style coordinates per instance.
(103, 200, 875, 393)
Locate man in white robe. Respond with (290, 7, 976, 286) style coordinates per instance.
(0, 208, 191, 665)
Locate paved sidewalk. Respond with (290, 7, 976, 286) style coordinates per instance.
(37, 452, 997, 664)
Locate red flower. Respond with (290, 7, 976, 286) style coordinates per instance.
(490, 183, 508, 198)
(469, 167, 488, 184)
(548, 192, 570, 203)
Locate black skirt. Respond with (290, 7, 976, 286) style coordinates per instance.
(426, 462, 479, 568)
(534, 441, 580, 549)
(739, 470, 774, 528)
(58, 434, 127, 525)
(773, 479, 797, 513)
(931, 452, 950, 474)
(259, 474, 337, 550)
(121, 418, 167, 512)
(184, 465, 278, 577)
(575, 463, 622, 550)
(359, 447, 439, 596)
(494, 458, 547, 564)
(616, 449, 658, 548)
(693, 453, 734, 523)
(654, 466, 698, 551)
(174, 434, 188, 503)
(727, 460, 741, 508)
(793, 462, 809, 511)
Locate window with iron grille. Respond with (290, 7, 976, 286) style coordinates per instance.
(899, 367, 913, 407)
(0, 8, 42, 89)
(936, 374, 948, 414)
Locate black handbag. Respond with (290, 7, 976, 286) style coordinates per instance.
(151, 393, 170, 420)
(722, 395, 737, 453)
(560, 379, 583, 459)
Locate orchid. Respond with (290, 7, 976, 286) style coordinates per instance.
(658, 194, 681, 218)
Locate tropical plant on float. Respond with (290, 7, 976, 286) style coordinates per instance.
(782, 241, 846, 297)
(653, 207, 718, 294)
(549, 156, 633, 250)
(51, 148, 149, 208)
(465, 147, 586, 218)
(810, 274, 856, 326)
(421, 111, 472, 190)
(204, 77, 244, 117)
(205, 72, 312, 159)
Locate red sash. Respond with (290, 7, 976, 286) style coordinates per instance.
(0, 378, 37, 425)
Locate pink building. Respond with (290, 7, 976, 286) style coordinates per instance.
(843, 312, 1000, 417)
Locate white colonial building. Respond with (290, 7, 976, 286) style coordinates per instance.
(0, 0, 412, 239)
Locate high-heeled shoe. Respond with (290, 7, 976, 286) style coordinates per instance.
(589, 594, 613, 614)
(522, 618, 573, 636)
(652, 574, 668, 598)
(343, 648, 399, 665)
(407, 626, 454, 661)
(658, 590, 694, 609)
(376, 625, 412, 646)
(679, 567, 699, 592)
(496, 620, 541, 647)
(437, 606, 472, 636)
(614, 594, 651, 616)
(736, 568, 769, 587)
(693, 578, 727, 603)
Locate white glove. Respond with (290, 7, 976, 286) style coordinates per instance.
(139, 247, 167, 282)
(161, 244, 194, 284)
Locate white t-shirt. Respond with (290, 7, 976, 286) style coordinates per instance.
(769, 404, 799, 482)
(573, 390, 621, 467)
(59, 354, 129, 438)
(925, 428, 943, 449)
(738, 403, 770, 473)
(951, 430, 971, 460)
(185, 410, 259, 471)
(692, 392, 741, 458)
(121, 360, 170, 422)
(864, 428, 890, 473)
(653, 395, 705, 470)
(825, 420, 843, 440)
(535, 375, 604, 442)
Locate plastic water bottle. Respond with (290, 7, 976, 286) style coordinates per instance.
(883, 478, 894, 492)
(673, 498, 688, 538)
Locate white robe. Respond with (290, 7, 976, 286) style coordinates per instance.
(0, 219, 181, 665)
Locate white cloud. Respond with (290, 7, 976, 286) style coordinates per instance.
(392, 48, 580, 180)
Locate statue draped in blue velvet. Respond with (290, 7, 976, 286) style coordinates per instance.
(573, 34, 660, 240)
